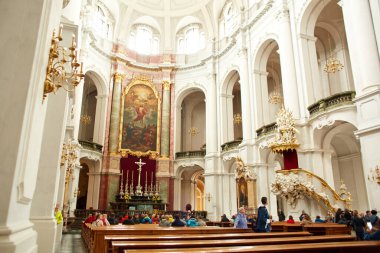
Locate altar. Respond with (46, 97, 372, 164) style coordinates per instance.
(111, 157, 166, 213)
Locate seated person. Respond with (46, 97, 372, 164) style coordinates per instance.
(315, 215, 325, 223)
(171, 215, 185, 227)
(221, 214, 230, 222)
(300, 214, 313, 225)
(187, 215, 199, 227)
(151, 214, 159, 224)
(286, 215, 295, 224)
(159, 215, 171, 227)
(122, 217, 135, 225)
(197, 216, 207, 226)
(141, 214, 152, 224)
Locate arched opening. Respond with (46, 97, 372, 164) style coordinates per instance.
(76, 164, 89, 209)
(79, 75, 98, 142)
(323, 122, 368, 210)
(179, 166, 205, 211)
(179, 90, 206, 151)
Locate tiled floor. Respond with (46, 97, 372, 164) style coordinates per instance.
(55, 232, 87, 253)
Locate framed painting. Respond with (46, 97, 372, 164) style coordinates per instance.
(119, 77, 161, 158)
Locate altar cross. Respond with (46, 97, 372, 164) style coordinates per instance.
(135, 158, 146, 195)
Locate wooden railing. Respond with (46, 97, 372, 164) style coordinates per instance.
(307, 91, 356, 117)
(256, 122, 277, 138)
(175, 150, 206, 159)
(79, 140, 103, 153)
(221, 139, 242, 152)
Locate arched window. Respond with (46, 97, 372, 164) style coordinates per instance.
(220, 1, 237, 38)
(177, 24, 205, 54)
(128, 25, 160, 55)
(94, 5, 112, 39)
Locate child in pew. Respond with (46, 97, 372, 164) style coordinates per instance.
(287, 215, 295, 224)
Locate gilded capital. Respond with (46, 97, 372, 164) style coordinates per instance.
(113, 72, 126, 83)
(162, 80, 171, 91)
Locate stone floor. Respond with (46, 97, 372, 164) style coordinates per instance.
(55, 232, 87, 253)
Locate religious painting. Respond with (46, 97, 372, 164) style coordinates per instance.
(119, 77, 161, 158)
(238, 177, 248, 207)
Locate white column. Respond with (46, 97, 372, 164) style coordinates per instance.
(0, 0, 62, 252)
(220, 94, 234, 143)
(30, 90, 69, 252)
(277, 8, 300, 118)
(206, 73, 218, 154)
(239, 49, 253, 142)
(93, 94, 108, 144)
(340, 0, 380, 94)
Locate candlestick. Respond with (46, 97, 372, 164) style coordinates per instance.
(151, 171, 153, 189)
(126, 170, 129, 189)
(131, 170, 134, 186)
(58, 25, 63, 38)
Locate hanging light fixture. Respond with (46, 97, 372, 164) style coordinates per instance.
(80, 82, 92, 125)
(268, 53, 283, 105)
(324, 32, 344, 74)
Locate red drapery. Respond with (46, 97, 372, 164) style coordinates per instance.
(120, 155, 157, 192)
(283, 150, 299, 170)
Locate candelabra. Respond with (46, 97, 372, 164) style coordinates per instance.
(268, 91, 283, 105)
(80, 114, 91, 125)
(324, 57, 344, 74)
(233, 113, 242, 125)
(43, 25, 85, 101)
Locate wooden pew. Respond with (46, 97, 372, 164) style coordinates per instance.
(87, 224, 251, 253)
(271, 222, 303, 232)
(105, 232, 312, 253)
(112, 235, 354, 253)
(123, 241, 380, 253)
(303, 224, 351, 235)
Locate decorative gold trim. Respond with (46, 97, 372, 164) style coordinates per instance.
(113, 72, 126, 83)
(276, 169, 352, 210)
(118, 76, 161, 159)
(162, 80, 171, 91)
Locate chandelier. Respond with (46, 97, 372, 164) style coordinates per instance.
(43, 25, 85, 101)
(80, 114, 91, 125)
(188, 127, 199, 137)
(324, 57, 344, 74)
(268, 91, 283, 105)
(233, 113, 242, 125)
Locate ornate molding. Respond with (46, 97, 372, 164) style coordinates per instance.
(234, 157, 257, 180)
(314, 115, 335, 129)
(162, 80, 171, 91)
(113, 72, 126, 83)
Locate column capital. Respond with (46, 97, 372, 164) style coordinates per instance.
(276, 8, 290, 22)
(162, 80, 171, 91)
(113, 72, 126, 83)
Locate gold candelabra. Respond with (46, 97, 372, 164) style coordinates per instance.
(80, 114, 91, 125)
(43, 25, 85, 101)
(268, 91, 283, 105)
(188, 127, 199, 137)
(324, 57, 344, 74)
(60, 140, 78, 184)
(233, 113, 242, 125)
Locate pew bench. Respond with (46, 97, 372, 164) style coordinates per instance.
(87, 224, 251, 253)
(105, 232, 312, 253)
(123, 241, 380, 253)
(112, 235, 354, 253)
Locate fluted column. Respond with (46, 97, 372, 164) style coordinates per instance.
(108, 73, 124, 153)
(340, 0, 380, 94)
(239, 48, 253, 141)
(160, 81, 171, 158)
(277, 8, 300, 118)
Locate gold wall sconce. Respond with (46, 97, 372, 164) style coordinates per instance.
(233, 113, 242, 125)
(43, 25, 85, 101)
(368, 165, 380, 184)
(205, 192, 212, 202)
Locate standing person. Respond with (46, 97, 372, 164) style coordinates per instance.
(278, 209, 286, 221)
(352, 210, 366, 240)
(256, 197, 269, 232)
(234, 207, 248, 229)
(54, 206, 63, 225)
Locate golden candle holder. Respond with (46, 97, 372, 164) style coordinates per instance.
(43, 25, 85, 101)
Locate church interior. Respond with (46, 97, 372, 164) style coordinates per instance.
(1, 0, 380, 252)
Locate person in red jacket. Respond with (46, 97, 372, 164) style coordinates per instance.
(286, 215, 295, 224)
